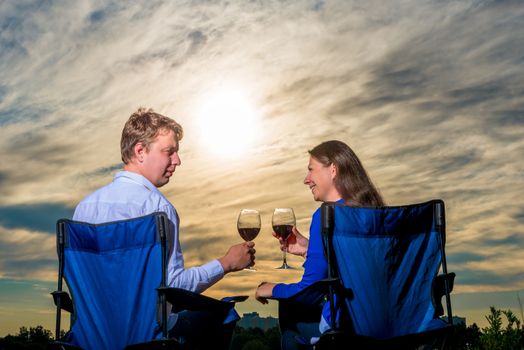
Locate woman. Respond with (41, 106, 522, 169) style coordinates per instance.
(255, 140, 384, 349)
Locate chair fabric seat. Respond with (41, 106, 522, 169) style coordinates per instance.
(330, 201, 444, 338)
(317, 200, 454, 348)
(61, 214, 165, 349)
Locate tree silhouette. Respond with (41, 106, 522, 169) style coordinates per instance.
(1, 307, 523, 350)
(0, 325, 53, 350)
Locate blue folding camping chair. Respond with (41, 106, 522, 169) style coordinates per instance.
(275, 200, 455, 350)
(50, 212, 247, 350)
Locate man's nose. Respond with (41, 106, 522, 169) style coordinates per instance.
(172, 153, 181, 166)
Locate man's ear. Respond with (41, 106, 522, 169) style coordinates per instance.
(134, 142, 146, 163)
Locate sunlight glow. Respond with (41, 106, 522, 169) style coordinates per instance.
(195, 85, 260, 157)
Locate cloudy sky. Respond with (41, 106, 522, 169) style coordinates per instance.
(1, 0, 523, 336)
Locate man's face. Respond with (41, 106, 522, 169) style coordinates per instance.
(303, 156, 339, 202)
(140, 129, 181, 188)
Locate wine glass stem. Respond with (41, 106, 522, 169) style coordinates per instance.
(282, 250, 287, 265)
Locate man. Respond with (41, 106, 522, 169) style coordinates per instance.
(73, 107, 255, 348)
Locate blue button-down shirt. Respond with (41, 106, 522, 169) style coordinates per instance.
(73, 170, 224, 293)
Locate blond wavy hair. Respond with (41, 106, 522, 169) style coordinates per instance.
(120, 107, 183, 164)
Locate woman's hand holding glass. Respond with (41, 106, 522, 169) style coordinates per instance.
(272, 208, 296, 269)
(272, 226, 309, 258)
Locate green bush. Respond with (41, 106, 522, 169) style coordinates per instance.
(479, 306, 523, 350)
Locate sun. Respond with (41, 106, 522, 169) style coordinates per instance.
(195, 85, 260, 157)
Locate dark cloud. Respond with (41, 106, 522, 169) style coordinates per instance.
(355, 67, 429, 108)
(1, 258, 56, 276)
(0, 203, 74, 234)
(432, 150, 483, 176)
(186, 30, 207, 56)
(0, 106, 48, 127)
(453, 289, 524, 312)
(0, 85, 7, 103)
(0, 11, 30, 60)
(380, 143, 435, 161)
(445, 82, 511, 111)
(447, 252, 486, 265)
(126, 49, 173, 67)
(124, 28, 208, 69)
(455, 269, 524, 287)
(0, 2, 58, 65)
(90, 163, 123, 177)
(5, 129, 76, 169)
(484, 234, 524, 247)
(488, 107, 524, 127)
(312, 0, 325, 12)
(0, 279, 55, 303)
(514, 211, 524, 223)
(87, 3, 122, 26)
(326, 3, 524, 141)
(7, 129, 47, 148)
(179, 224, 223, 252)
(0, 171, 8, 187)
(88, 10, 106, 24)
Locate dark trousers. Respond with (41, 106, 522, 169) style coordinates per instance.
(281, 321, 321, 350)
(169, 309, 236, 350)
(279, 298, 323, 350)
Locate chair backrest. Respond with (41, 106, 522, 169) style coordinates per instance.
(56, 213, 168, 350)
(322, 200, 452, 339)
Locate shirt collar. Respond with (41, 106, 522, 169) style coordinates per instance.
(113, 170, 160, 194)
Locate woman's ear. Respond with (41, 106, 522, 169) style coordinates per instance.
(330, 163, 337, 179)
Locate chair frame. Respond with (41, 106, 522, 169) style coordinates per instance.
(271, 200, 456, 350)
(319, 199, 455, 349)
(51, 213, 246, 350)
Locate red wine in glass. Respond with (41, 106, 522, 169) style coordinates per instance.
(238, 227, 260, 241)
(237, 209, 261, 271)
(272, 224, 293, 240)
(272, 208, 296, 269)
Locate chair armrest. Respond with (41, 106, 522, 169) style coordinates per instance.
(124, 338, 180, 350)
(432, 272, 456, 317)
(269, 278, 337, 303)
(269, 279, 336, 332)
(221, 295, 249, 303)
(158, 287, 247, 313)
(49, 341, 83, 350)
(51, 291, 74, 314)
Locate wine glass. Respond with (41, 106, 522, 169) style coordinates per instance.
(237, 209, 261, 270)
(272, 208, 295, 269)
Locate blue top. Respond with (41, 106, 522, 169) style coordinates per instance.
(272, 206, 329, 298)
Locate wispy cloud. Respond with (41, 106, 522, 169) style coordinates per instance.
(0, 226, 56, 281)
(0, 0, 523, 332)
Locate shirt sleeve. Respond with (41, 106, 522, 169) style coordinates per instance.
(272, 208, 328, 298)
(163, 204, 225, 293)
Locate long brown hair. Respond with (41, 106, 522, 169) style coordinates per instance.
(309, 140, 385, 207)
